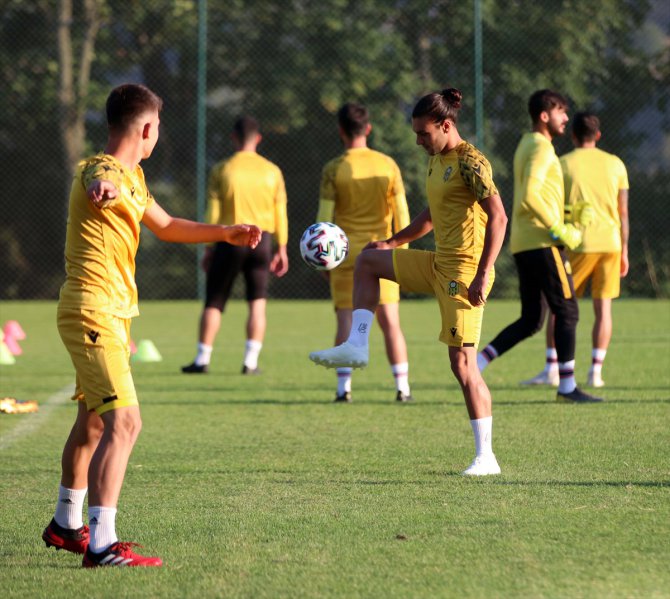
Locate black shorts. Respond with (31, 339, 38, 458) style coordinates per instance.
(205, 232, 272, 311)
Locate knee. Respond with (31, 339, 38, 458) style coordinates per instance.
(520, 311, 545, 337)
(109, 410, 143, 444)
(449, 352, 468, 386)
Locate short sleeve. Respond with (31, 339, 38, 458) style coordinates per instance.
(458, 146, 498, 202)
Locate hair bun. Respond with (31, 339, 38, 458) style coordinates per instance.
(442, 88, 463, 108)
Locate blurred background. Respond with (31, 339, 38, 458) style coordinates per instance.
(1, 0, 668, 301)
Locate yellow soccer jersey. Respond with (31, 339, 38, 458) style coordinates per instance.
(318, 147, 409, 246)
(206, 151, 288, 245)
(561, 148, 628, 253)
(58, 154, 155, 318)
(425, 141, 498, 277)
(510, 132, 564, 254)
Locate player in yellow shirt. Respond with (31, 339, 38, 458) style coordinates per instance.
(181, 116, 288, 375)
(477, 90, 602, 403)
(42, 84, 261, 568)
(316, 102, 412, 403)
(522, 112, 629, 388)
(310, 88, 508, 476)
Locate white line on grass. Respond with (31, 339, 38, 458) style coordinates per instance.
(0, 384, 74, 451)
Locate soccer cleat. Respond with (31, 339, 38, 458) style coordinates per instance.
(241, 365, 261, 375)
(556, 386, 604, 403)
(462, 454, 501, 476)
(520, 369, 559, 386)
(396, 391, 414, 403)
(181, 362, 208, 374)
(42, 518, 89, 554)
(587, 372, 605, 388)
(334, 391, 352, 403)
(309, 342, 368, 369)
(82, 541, 163, 568)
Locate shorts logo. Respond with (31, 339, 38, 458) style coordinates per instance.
(87, 330, 100, 343)
(450, 327, 457, 337)
(443, 166, 453, 182)
(428, 168, 433, 176)
(448, 281, 458, 297)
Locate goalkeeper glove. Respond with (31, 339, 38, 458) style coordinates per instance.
(564, 201, 594, 226)
(549, 222, 583, 250)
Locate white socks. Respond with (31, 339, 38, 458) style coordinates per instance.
(392, 362, 411, 395)
(346, 309, 374, 347)
(544, 347, 558, 374)
(558, 359, 577, 393)
(194, 342, 213, 367)
(336, 368, 352, 394)
(477, 345, 498, 372)
(470, 416, 493, 457)
(54, 485, 87, 529)
(88, 506, 118, 553)
(590, 348, 607, 376)
(243, 339, 263, 369)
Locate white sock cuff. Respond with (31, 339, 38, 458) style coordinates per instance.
(391, 362, 409, 375)
(246, 339, 263, 351)
(546, 347, 558, 360)
(592, 348, 607, 361)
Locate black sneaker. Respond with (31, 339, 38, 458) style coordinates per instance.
(396, 391, 414, 403)
(241, 365, 261, 375)
(334, 392, 352, 403)
(556, 386, 603, 403)
(181, 362, 208, 374)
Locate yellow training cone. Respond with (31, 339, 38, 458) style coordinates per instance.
(132, 339, 162, 363)
(0, 341, 16, 365)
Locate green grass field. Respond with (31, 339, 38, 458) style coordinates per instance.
(1, 299, 668, 599)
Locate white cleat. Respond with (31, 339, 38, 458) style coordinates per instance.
(520, 369, 559, 387)
(587, 373, 605, 388)
(309, 342, 368, 369)
(462, 454, 501, 477)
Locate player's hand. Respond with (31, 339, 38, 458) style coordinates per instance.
(468, 271, 489, 307)
(270, 246, 289, 277)
(620, 252, 629, 277)
(549, 222, 583, 250)
(223, 224, 262, 248)
(201, 246, 214, 273)
(362, 239, 394, 251)
(87, 180, 119, 208)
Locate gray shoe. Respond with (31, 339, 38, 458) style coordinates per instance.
(396, 391, 414, 403)
(557, 386, 603, 403)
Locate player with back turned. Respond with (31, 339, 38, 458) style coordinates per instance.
(310, 88, 509, 476)
(41, 84, 261, 567)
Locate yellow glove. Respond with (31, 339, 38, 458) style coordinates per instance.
(549, 223, 583, 250)
(564, 202, 594, 226)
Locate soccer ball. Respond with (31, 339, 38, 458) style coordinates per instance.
(299, 222, 349, 271)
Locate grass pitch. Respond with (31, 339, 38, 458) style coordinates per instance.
(0, 299, 668, 598)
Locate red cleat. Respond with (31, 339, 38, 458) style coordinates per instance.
(82, 541, 163, 568)
(42, 518, 89, 554)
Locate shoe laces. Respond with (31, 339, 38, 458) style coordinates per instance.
(113, 541, 143, 555)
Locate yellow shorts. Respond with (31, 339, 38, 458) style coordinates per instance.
(330, 242, 400, 310)
(393, 248, 494, 347)
(57, 308, 138, 415)
(568, 252, 620, 299)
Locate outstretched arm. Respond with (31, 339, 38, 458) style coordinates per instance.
(363, 206, 433, 251)
(141, 202, 262, 247)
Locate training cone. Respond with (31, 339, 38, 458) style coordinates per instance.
(4, 320, 26, 341)
(4, 336, 22, 356)
(0, 342, 16, 365)
(130, 339, 137, 355)
(132, 339, 162, 363)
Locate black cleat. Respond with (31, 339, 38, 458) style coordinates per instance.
(334, 392, 352, 403)
(181, 362, 208, 374)
(556, 386, 603, 403)
(396, 391, 414, 403)
(241, 365, 261, 375)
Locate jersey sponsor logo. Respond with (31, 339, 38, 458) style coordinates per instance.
(443, 166, 453, 182)
(448, 280, 458, 297)
(87, 330, 100, 343)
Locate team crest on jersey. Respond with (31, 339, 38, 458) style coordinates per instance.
(443, 166, 453, 182)
(448, 280, 458, 297)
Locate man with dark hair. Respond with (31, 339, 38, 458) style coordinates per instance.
(310, 89, 508, 475)
(182, 115, 288, 375)
(315, 102, 412, 403)
(522, 111, 629, 388)
(42, 84, 261, 567)
(477, 90, 602, 403)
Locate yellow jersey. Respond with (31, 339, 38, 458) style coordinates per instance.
(58, 154, 155, 319)
(560, 148, 628, 253)
(317, 147, 409, 246)
(425, 141, 498, 277)
(206, 151, 288, 245)
(510, 132, 564, 254)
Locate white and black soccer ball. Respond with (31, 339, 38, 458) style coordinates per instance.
(299, 222, 349, 271)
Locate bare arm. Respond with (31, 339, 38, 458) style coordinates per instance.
(468, 194, 508, 306)
(141, 201, 262, 247)
(618, 188, 629, 277)
(364, 206, 433, 251)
